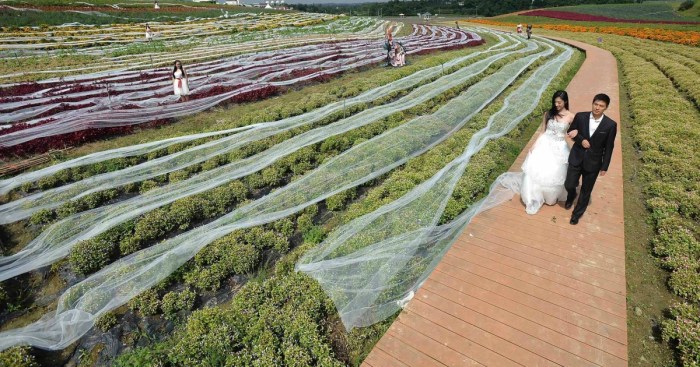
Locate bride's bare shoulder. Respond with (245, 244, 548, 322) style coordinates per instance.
(565, 110, 576, 123)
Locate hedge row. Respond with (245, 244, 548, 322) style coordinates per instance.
(609, 43, 700, 365)
(624, 39, 700, 108)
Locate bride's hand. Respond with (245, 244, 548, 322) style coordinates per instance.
(567, 129, 578, 138)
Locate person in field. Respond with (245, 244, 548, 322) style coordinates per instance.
(145, 24, 153, 41)
(171, 60, 190, 102)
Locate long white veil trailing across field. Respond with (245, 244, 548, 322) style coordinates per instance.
(0, 25, 480, 147)
(0, 34, 514, 224)
(0, 35, 527, 281)
(0, 31, 572, 351)
(0, 33, 507, 197)
(297, 44, 573, 330)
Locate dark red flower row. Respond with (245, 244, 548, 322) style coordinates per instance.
(521, 9, 700, 25)
(0, 86, 281, 158)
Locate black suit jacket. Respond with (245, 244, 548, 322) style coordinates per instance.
(567, 111, 617, 172)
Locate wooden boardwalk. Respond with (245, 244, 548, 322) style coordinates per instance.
(362, 38, 627, 366)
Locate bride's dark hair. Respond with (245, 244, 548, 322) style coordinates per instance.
(546, 90, 569, 123)
(172, 60, 186, 79)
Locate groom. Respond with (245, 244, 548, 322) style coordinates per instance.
(565, 93, 617, 225)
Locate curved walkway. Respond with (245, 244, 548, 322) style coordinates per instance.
(362, 38, 627, 366)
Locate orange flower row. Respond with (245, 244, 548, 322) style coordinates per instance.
(469, 19, 700, 46)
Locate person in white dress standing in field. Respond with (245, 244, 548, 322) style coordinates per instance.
(145, 24, 153, 42)
(171, 60, 190, 102)
(518, 90, 576, 214)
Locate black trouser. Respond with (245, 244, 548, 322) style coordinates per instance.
(565, 163, 599, 218)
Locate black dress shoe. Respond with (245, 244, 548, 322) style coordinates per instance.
(570, 215, 579, 225)
(564, 201, 573, 210)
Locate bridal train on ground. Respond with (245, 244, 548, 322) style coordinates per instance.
(519, 117, 570, 214)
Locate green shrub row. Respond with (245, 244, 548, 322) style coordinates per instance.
(25, 63, 461, 228)
(114, 45, 582, 366)
(63, 44, 536, 277)
(610, 44, 700, 365)
(116, 252, 343, 367)
(0, 346, 38, 367)
(626, 41, 700, 109)
(12, 38, 506, 198)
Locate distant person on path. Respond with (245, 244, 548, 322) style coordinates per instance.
(565, 93, 618, 225)
(154, 0, 160, 10)
(526, 24, 532, 39)
(145, 24, 153, 42)
(455, 21, 460, 30)
(171, 60, 190, 102)
(516, 23, 523, 36)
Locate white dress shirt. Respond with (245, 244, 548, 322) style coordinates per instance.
(589, 113, 604, 136)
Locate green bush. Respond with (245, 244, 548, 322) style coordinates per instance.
(128, 289, 160, 316)
(37, 175, 58, 190)
(119, 236, 143, 256)
(169, 197, 206, 231)
(325, 188, 357, 211)
(161, 288, 196, 320)
(679, 0, 695, 11)
(272, 218, 295, 238)
(139, 180, 159, 194)
(296, 214, 314, 234)
(668, 258, 700, 302)
(0, 346, 38, 367)
(95, 312, 117, 332)
(69, 238, 117, 275)
(185, 232, 261, 291)
(168, 170, 190, 183)
(166, 273, 343, 367)
(653, 220, 700, 269)
(133, 208, 174, 243)
(302, 226, 325, 245)
(29, 208, 56, 226)
(0, 284, 6, 312)
(662, 302, 700, 366)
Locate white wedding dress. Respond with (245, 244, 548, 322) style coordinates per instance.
(519, 118, 570, 214)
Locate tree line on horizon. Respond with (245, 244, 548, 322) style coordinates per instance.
(292, 0, 643, 17)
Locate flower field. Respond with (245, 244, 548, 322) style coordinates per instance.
(553, 2, 700, 22)
(0, 23, 482, 157)
(590, 35, 700, 367)
(0, 0, 245, 27)
(0, 20, 582, 366)
(471, 18, 700, 46)
(520, 9, 700, 25)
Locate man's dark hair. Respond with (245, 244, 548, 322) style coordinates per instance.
(593, 93, 610, 107)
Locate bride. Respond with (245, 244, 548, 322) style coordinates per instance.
(518, 90, 575, 214)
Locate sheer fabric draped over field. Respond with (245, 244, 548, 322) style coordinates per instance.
(0, 31, 572, 352)
(0, 33, 520, 281)
(0, 25, 482, 148)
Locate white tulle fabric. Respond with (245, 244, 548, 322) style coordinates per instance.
(0, 33, 575, 351)
(519, 118, 570, 214)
